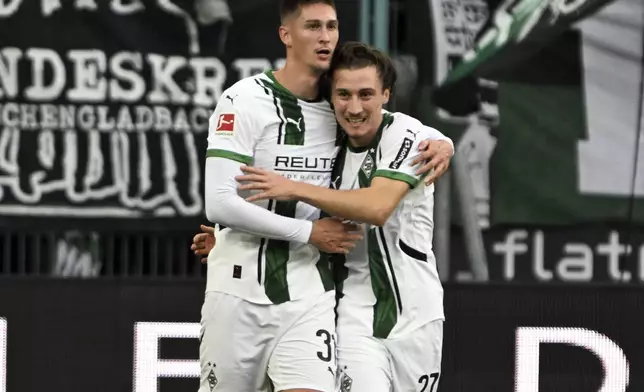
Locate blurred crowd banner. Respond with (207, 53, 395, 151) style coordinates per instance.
(0, 0, 358, 231)
(403, 0, 644, 283)
(0, 280, 642, 391)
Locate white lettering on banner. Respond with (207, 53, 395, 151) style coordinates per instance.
(0, 46, 279, 217)
(133, 322, 200, 392)
(515, 327, 629, 392)
(25, 48, 66, 101)
(0, 48, 227, 104)
(493, 229, 639, 283)
(0, 0, 145, 17)
(577, 0, 644, 196)
(67, 50, 108, 102)
(0, 318, 5, 392)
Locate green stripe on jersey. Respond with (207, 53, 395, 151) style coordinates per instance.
(368, 228, 398, 338)
(316, 253, 336, 292)
(264, 200, 296, 304)
(373, 170, 419, 188)
(256, 72, 338, 302)
(260, 72, 306, 146)
(206, 149, 252, 165)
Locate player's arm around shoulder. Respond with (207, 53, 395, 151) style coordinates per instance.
(412, 124, 455, 185)
(278, 128, 424, 227)
(363, 125, 435, 224)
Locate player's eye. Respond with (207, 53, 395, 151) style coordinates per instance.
(307, 23, 321, 30)
(326, 22, 338, 30)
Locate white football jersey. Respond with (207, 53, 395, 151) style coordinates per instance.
(205, 71, 340, 304)
(332, 111, 445, 339)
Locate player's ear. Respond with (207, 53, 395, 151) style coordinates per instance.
(279, 25, 292, 47)
(383, 88, 390, 104)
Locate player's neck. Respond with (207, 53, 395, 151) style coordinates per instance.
(348, 131, 376, 150)
(272, 62, 320, 101)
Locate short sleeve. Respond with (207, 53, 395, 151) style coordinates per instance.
(206, 88, 259, 165)
(373, 126, 433, 188)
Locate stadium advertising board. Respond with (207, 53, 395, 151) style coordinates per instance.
(449, 226, 644, 284)
(0, 280, 642, 391)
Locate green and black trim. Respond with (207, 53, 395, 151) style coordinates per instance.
(373, 169, 419, 188)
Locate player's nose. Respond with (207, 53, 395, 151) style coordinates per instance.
(319, 27, 331, 43)
(347, 98, 362, 115)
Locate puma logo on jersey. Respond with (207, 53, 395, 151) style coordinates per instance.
(286, 117, 304, 132)
(406, 128, 420, 140)
(216, 113, 235, 133)
(225, 94, 238, 104)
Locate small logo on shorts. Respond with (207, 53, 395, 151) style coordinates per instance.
(206, 362, 218, 391)
(340, 366, 352, 392)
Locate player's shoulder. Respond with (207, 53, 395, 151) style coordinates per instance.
(381, 110, 434, 142)
(220, 72, 273, 103)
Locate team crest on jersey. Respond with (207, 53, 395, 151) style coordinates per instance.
(206, 362, 218, 391)
(361, 154, 374, 178)
(216, 113, 235, 135)
(339, 367, 353, 392)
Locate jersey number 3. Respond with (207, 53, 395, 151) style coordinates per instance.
(316, 329, 333, 362)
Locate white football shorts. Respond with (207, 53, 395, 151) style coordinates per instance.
(198, 290, 337, 392)
(336, 319, 443, 392)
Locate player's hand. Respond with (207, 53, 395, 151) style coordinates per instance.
(412, 139, 454, 186)
(236, 166, 298, 202)
(191, 224, 216, 264)
(310, 217, 363, 254)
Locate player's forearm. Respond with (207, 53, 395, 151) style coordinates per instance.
(293, 183, 392, 226)
(205, 158, 312, 243)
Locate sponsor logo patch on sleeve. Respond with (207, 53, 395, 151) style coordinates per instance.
(216, 113, 235, 133)
(389, 137, 413, 169)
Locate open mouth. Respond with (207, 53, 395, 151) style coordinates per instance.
(346, 117, 366, 125)
(316, 48, 331, 58)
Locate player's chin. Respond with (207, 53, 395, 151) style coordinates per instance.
(311, 60, 331, 73)
(341, 123, 368, 139)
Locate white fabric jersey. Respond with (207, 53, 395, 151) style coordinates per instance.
(333, 111, 445, 339)
(206, 71, 340, 304)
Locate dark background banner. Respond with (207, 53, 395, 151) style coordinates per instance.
(0, 0, 359, 231)
(0, 280, 642, 392)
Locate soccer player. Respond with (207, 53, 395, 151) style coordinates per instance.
(200, 1, 450, 391)
(236, 41, 449, 392)
(201, 2, 357, 391)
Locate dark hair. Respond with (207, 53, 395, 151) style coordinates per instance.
(329, 41, 397, 92)
(279, 0, 336, 22)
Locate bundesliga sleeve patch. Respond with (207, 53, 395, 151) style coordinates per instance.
(216, 113, 235, 133)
